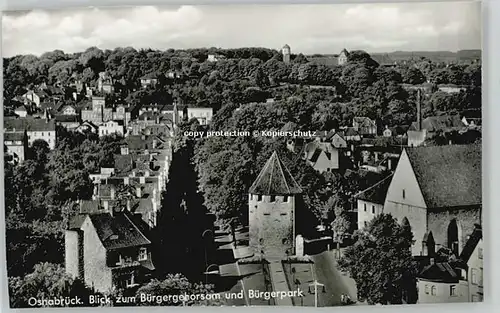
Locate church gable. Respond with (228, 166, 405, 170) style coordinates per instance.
(384, 149, 427, 210)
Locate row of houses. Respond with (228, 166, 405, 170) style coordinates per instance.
(4, 94, 214, 164)
(64, 118, 175, 292)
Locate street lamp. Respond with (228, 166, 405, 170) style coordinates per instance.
(308, 280, 325, 307)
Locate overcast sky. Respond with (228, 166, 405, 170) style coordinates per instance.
(1, 1, 481, 57)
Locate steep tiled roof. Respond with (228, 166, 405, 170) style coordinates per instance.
(249, 151, 302, 195)
(459, 227, 482, 264)
(418, 262, 460, 283)
(4, 117, 56, 132)
(4, 131, 25, 142)
(406, 144, 481, 208)
(68, 214, 87, 230)
(354, 174, 394, 204)
(89, 213, 151, 250)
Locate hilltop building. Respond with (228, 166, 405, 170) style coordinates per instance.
(282, 44, 291, 64)
(338, 48, 349, 65)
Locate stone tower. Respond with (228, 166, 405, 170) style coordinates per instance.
(248, 151, 302, 259)
(282, 44, 291, 64)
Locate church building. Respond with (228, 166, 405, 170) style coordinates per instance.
(248, 151, 302, 260)
(383, 144, 481, 257)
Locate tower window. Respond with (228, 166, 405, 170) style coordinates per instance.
(372, 205, 375, 214)
(450, 285, 457, 297)
(270, 195, 276, 202)
(402, 189, 406, 199)
(364, 203, 367, 211)
(283, 196, 289, 202)
(257, 195, 262, 201)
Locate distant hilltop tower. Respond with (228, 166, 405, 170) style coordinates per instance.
(248, 151, 303, 260)
(282, 44, 291, 64)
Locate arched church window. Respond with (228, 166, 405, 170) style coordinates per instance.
(447, 219, 459, 256)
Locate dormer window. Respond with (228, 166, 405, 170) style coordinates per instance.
(139, 247, 148, 261)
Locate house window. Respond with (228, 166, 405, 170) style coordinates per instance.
(430, 286, 436, 296)
(124, 274, 135, 287)
(257, 195, 262, 201)
(139, 247, 148, 261)
(478, 247, 483, 259)
(283, 196, 289, 202)
(471, 268, 478, 285)
(364, 203, 367, 211)
(450, 285, 457, 297)
(402, 189, 406, 199)
(425, 284, 429, 294)
(372, 205, 375, 214)
(364, 221, 367, 228)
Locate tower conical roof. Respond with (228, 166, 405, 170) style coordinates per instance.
(249, 151, 302, 195)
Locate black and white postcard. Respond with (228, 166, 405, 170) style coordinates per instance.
(2, 1, 482, 308)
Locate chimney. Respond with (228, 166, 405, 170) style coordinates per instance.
(388, 158, 392, 170)
(429, 258, 435, 265)
(126, 199, 131, 212)
(136, 186, 142, 198)
(416, 89, 422, 131)
(103, 200, 109, 213)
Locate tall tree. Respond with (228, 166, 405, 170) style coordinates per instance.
(337, 214, 418, 305)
